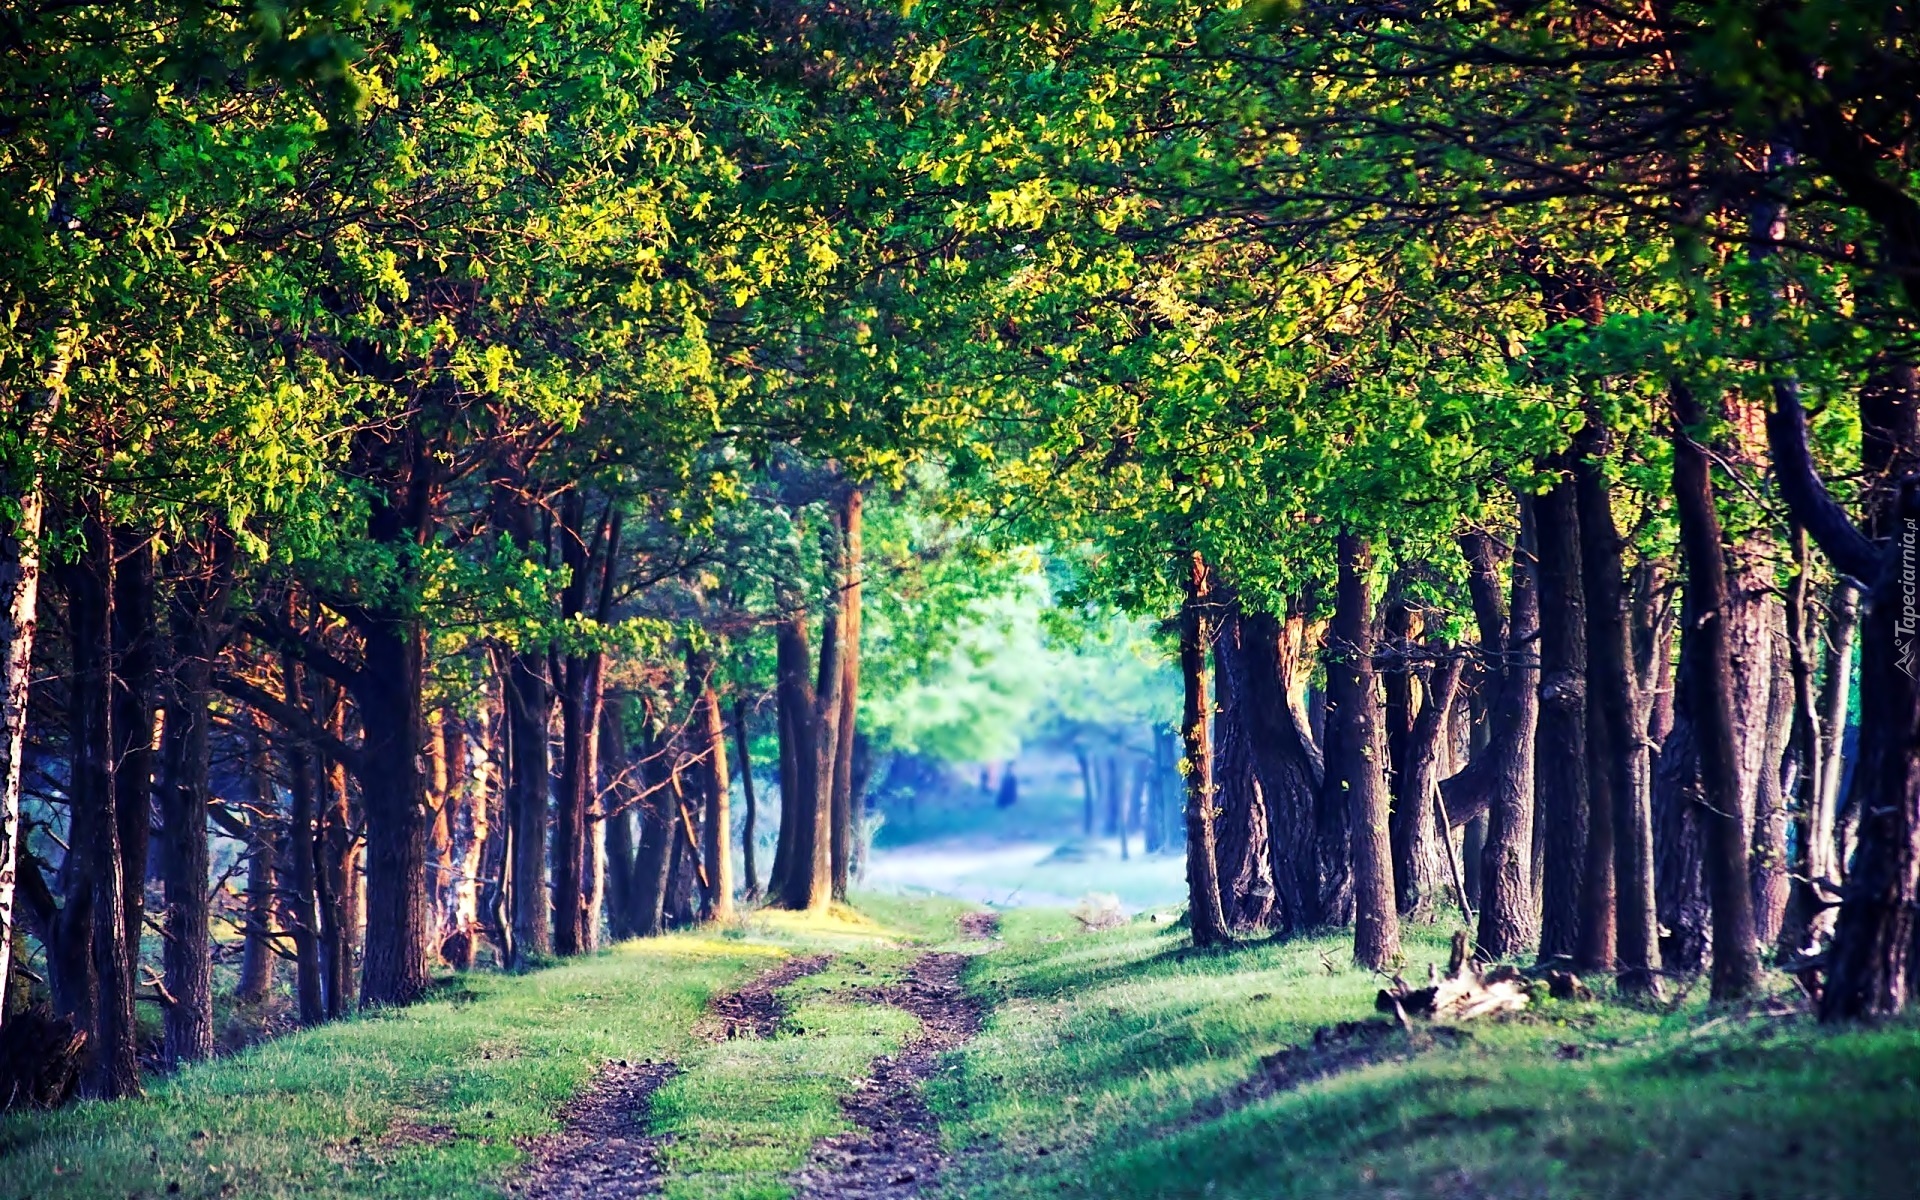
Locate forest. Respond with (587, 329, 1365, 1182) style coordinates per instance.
(2, 0, 1919, 1197)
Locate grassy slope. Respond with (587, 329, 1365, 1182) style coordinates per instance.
(935, 909, 1920, 1200)
(11, 897, 1919, 1200)
(0, 897, 966, 1200)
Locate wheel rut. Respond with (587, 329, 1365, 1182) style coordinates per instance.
(793, 912, 998, 1199)
(702, 953, 835, 1040)
(513, 1059, 680, 1199)
(516, 952, 833, 1198)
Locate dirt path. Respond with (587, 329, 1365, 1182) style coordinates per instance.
(513, 1059, 679, 1199)
(702, 953, 835, 1040)
(516, 953, 833, 1198)
(792, 913, 998, 1199)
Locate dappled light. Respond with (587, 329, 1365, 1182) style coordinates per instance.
(4, 0, 1920, 1196)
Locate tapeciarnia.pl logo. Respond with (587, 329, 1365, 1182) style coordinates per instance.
(1901, 517, 1919, 680)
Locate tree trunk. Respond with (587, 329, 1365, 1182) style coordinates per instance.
(629, 727, 676, 937)
(805, 578, 844, 913)
(158, 533, 229, 1063)
(665, 781, 700, 928)
(1750, 604, 1795, 947)
(1778, 527, 1828, 958)
(235, 724, 280, 1005)
(777, 610, 831, 911)
(59, 514, 141, 1097)
(1226, 607, 1324, 931)
(1181, 551, 1232, 948)
(735, 698, 760, 899)
(769, 674, 799, 900)
(1534, 471, 1590, 962)
(1078, 748, 1097, 838)
(1476, 503, 1541, 962)
(831, 490, 862, 901)
(316, 686, 357, 1018)
(1671, 383, 1762, 1000)
(553, 649, 600, 956)
(1820, 492, 1920, 1018)
(1381, 592, 1426, 913)
(1576, 424, 1660, 993)
(1324, 535, 1399, 968)
(109, 531, 157, 993)
(280, 637, 327, 1024)
(1823, 582, 1861, 837)
(1212, 610, 1274, 930)
(601, 701, 636, 942)
(355, 608, 432, 1008)
(1397, 650, 1465, 920)
(692, 656, 735, 923)
(476, 695, 513, 964)
(504, 651, 552, 963)
(0, 350, 66, 1031)
(1652, 694, 1710, 975)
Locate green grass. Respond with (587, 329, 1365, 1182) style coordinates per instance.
(12, 896, 1919, 1200)
(652, 895, 976, 1200)
(934, 913, 1920, 1200)
(0, 897, 969, 1200)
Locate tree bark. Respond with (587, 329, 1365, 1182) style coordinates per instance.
(553, 494, 618, 955)
(504, 651, 552, 963)
(1325, 534, 1399, 969)
(1381, 592, 1427, 914)
(1575, 424, 1660, 993)
(1534, 471, 1590, 962)
(601, 701, 637, 942)
(1820, 482, 1920, 1019)
(355, 609, 431, 1008)
(316, 685, 357, 1018)
(1750, 603, 1795, 947)
(58, 513, 141, 1097)
(1397, 649, 1464, 920)
(1181, 551, 1231, 948)
(776, 609, 830, 911)
(279, 629, 327, 1024)
(831, 489, 862, 901)
(158, 532, 229, 1063)
(1671, 383, 1762, 1000)
(235, 721, 280, 1005)
(1806, 581, 1861, 944)
(0, 346, 65, 1032)
(476, 693, 513, 964)
(630, 734, 677, 938)
(735, 697, 760, 899)
(1476, 503, 1541, 961)
(768, 675, 799, 901)
(109, 531, 157, 995)
(804, 571, 845, 912)
(1212, 609, 1275, 930)
(1219, 609, 1323, 933)
(692, 655, 735, 923)
(1778, 527, 1830, 958)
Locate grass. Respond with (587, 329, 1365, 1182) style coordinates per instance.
(932, 910, 1920, 1200)
(0, 897, 966, 1200)
(10, 894, 1920, 1200)
(654, 894, 974, 1200)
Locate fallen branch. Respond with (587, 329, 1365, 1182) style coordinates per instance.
(1377, 930, 1530, 1023)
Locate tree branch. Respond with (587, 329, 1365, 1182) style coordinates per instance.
(213, 672, 367, 777)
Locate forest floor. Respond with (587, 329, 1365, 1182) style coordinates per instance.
(6, 897, 1920, 1200)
